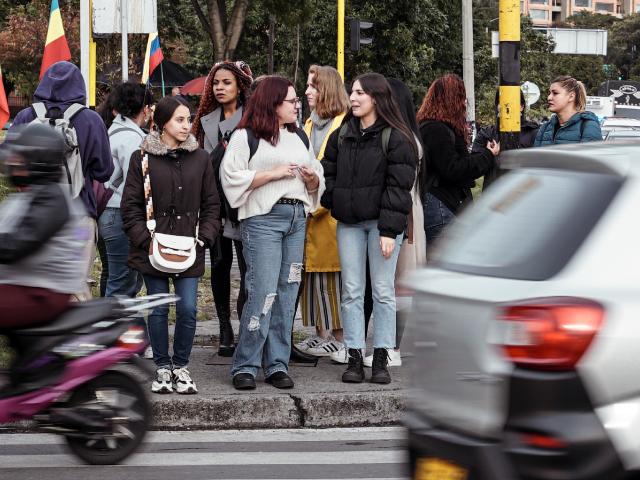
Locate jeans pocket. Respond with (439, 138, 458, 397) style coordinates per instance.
(99, 208, 117, 230)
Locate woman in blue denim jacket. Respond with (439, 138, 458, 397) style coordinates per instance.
(534, 76, 603, 146)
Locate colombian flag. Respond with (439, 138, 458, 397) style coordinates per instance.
(39, 0, 71, 79)
(0, 66, 9, 130)
(142, 32, 164, 84)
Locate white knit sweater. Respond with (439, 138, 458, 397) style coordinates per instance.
(221, 128, 325, 220)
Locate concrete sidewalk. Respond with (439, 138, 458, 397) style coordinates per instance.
(151, 320, 410, 430)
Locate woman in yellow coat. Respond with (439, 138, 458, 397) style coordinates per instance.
(295, 65, 350, 357)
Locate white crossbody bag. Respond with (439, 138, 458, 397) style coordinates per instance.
(142, 153, 203, 274)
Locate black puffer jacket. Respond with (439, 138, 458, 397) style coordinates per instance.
(321, 116, 416, 238)
(471, 120, 539, 188)
(121, 132, 221, 278)
(419, 120, 495, 213)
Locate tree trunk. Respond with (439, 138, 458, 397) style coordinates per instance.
(268, 15, 275, 74)
(293, 24, 300, 85)
(224, 0, 251, 60)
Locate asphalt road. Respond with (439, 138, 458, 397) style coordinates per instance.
(0, 426, 410, 480)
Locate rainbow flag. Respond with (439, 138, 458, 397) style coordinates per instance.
(0, 66, 9, 130)
(40, 0, 71, 79)
(142, 32, 164, 84)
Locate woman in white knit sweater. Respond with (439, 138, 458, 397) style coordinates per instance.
(221, 76, 325, 390)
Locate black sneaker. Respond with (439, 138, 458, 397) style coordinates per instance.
(265, 371, 294, 389)
(342, 348, 365, 383)
(370, 348, 391, 384)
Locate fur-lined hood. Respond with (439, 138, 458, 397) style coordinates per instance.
(141, 131, 199, 156)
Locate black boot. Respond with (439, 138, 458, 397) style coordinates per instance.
(370, 348, 391, 384)
(342, 349, 365, 383)
(217, 316, 235, 357)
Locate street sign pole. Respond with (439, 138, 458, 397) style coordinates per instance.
(121, 0, 128, 81)
(499, 0, 521, 149)
(80, 0, 90, 106)
(462, 0, 475, 123)
(337, 0, 344, 79)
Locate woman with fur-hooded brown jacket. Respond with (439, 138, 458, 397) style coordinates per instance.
(122, 96, 220, 396)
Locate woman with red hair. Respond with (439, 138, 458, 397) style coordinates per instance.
(221, 76, 325, 390)
(191, 60, 253, 357)
(417, 74, 500, 250)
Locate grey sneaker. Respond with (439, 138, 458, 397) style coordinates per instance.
(151, 367, 173, 394)
(173, 367, 198, 394)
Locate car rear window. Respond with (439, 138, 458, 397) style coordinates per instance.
(431, 168, 622, 280)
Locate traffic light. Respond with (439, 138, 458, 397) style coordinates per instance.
(350, 18, 373, 52)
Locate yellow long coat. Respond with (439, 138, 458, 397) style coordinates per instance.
(303, 114, 345, 272)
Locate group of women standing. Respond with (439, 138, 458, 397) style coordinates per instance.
(96, 60, 601, 394)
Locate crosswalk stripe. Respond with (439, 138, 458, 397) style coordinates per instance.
(0, 449, 406, 468)
(0, 426, 407, 445)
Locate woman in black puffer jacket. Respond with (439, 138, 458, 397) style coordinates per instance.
(321, 72, 416, 385)
(416, 74, 500, 250)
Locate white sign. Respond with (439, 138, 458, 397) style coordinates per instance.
(93, 0, 157, 34)
(534, 28, 608, 56)
(521, 81, 540, 106)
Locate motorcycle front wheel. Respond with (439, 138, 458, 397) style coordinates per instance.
(64, 371, 150, 465)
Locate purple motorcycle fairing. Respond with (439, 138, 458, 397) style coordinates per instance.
(0, 346, 142, 423)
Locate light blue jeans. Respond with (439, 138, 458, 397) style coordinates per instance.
(231, 203, 306, 378)
(336, 220, 403, 350)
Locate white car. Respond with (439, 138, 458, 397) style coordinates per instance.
(601, 117, 640, 139)
(404, 143, 640, 480)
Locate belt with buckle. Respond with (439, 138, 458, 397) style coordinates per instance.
(276, 198, 303, 205)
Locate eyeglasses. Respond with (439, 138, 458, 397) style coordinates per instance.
(283, 97, 301, 105)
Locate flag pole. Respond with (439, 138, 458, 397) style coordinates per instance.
(160, 61, 165, 97)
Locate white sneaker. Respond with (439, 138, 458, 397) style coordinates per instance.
(294, 335, 324, 352)
(329, 345, 349, 364)
(364, 349, 402, 367)
(173, 367, 198, 394)
(143, 346, 154, 359)
(307, 338, 344, 357)
(151, 367, 173, 394)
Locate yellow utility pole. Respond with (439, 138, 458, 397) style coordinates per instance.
(337, 0, 344, 79)
(498, 0, 520, 144)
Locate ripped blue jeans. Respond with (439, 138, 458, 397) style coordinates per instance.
(231, 203, 306, 379)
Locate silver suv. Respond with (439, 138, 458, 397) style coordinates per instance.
(405, 143, 640, 480)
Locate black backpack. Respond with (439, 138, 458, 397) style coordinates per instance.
(210, 126, 310, 224)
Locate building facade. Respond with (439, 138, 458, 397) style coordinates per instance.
(523, 0, 640, 26)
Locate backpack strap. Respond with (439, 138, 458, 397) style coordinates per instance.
(63, 103, 86, 121)
(141, 152, 156, 235)
(109, 126, 145, 141)
(32, 102, 47, 119)
(245, 127, 260, 160)
(295, 127, 310, 150)
(381, 126, 392, 157)
(337, 123, 349, 148)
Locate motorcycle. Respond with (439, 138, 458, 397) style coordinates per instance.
(0, 293, 177, 465)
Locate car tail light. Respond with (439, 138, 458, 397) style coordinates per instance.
(520, 432, 567, 450)
(116, 326, 147, 351)
(497, 298, 604, 371)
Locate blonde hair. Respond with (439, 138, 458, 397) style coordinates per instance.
(552, 75, 587, 112)
(308, 65, 350, 119)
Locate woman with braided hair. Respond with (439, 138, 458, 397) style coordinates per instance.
(192, 60, 253, 357)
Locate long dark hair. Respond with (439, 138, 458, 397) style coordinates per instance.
(387, 77, 425, 192)
(349, 73, 417, 155)
(416, 74, 468, 144)
(237, 75, 296, 145)
(192, 60, 253, 146)
(153, 96, 192, 133)
(113, 81, 154, 120)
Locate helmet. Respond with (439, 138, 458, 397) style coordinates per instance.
(0, 123, 65, 186)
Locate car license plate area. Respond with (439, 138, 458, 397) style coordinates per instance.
(415, 457, 468, 480)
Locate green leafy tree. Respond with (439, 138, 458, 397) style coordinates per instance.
(608, 14, 640, 80)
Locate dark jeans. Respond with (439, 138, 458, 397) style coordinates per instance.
(210, 234, 247, 321)
(143, 274, 199, 369)
(98, 208, 139, 297)
(97, 235, 108, 297)
(424, 192, 456, 248)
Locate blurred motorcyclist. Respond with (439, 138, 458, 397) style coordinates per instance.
(0, 123, 93, 329)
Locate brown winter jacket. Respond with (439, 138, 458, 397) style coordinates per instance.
(121, 132, 221, 278)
